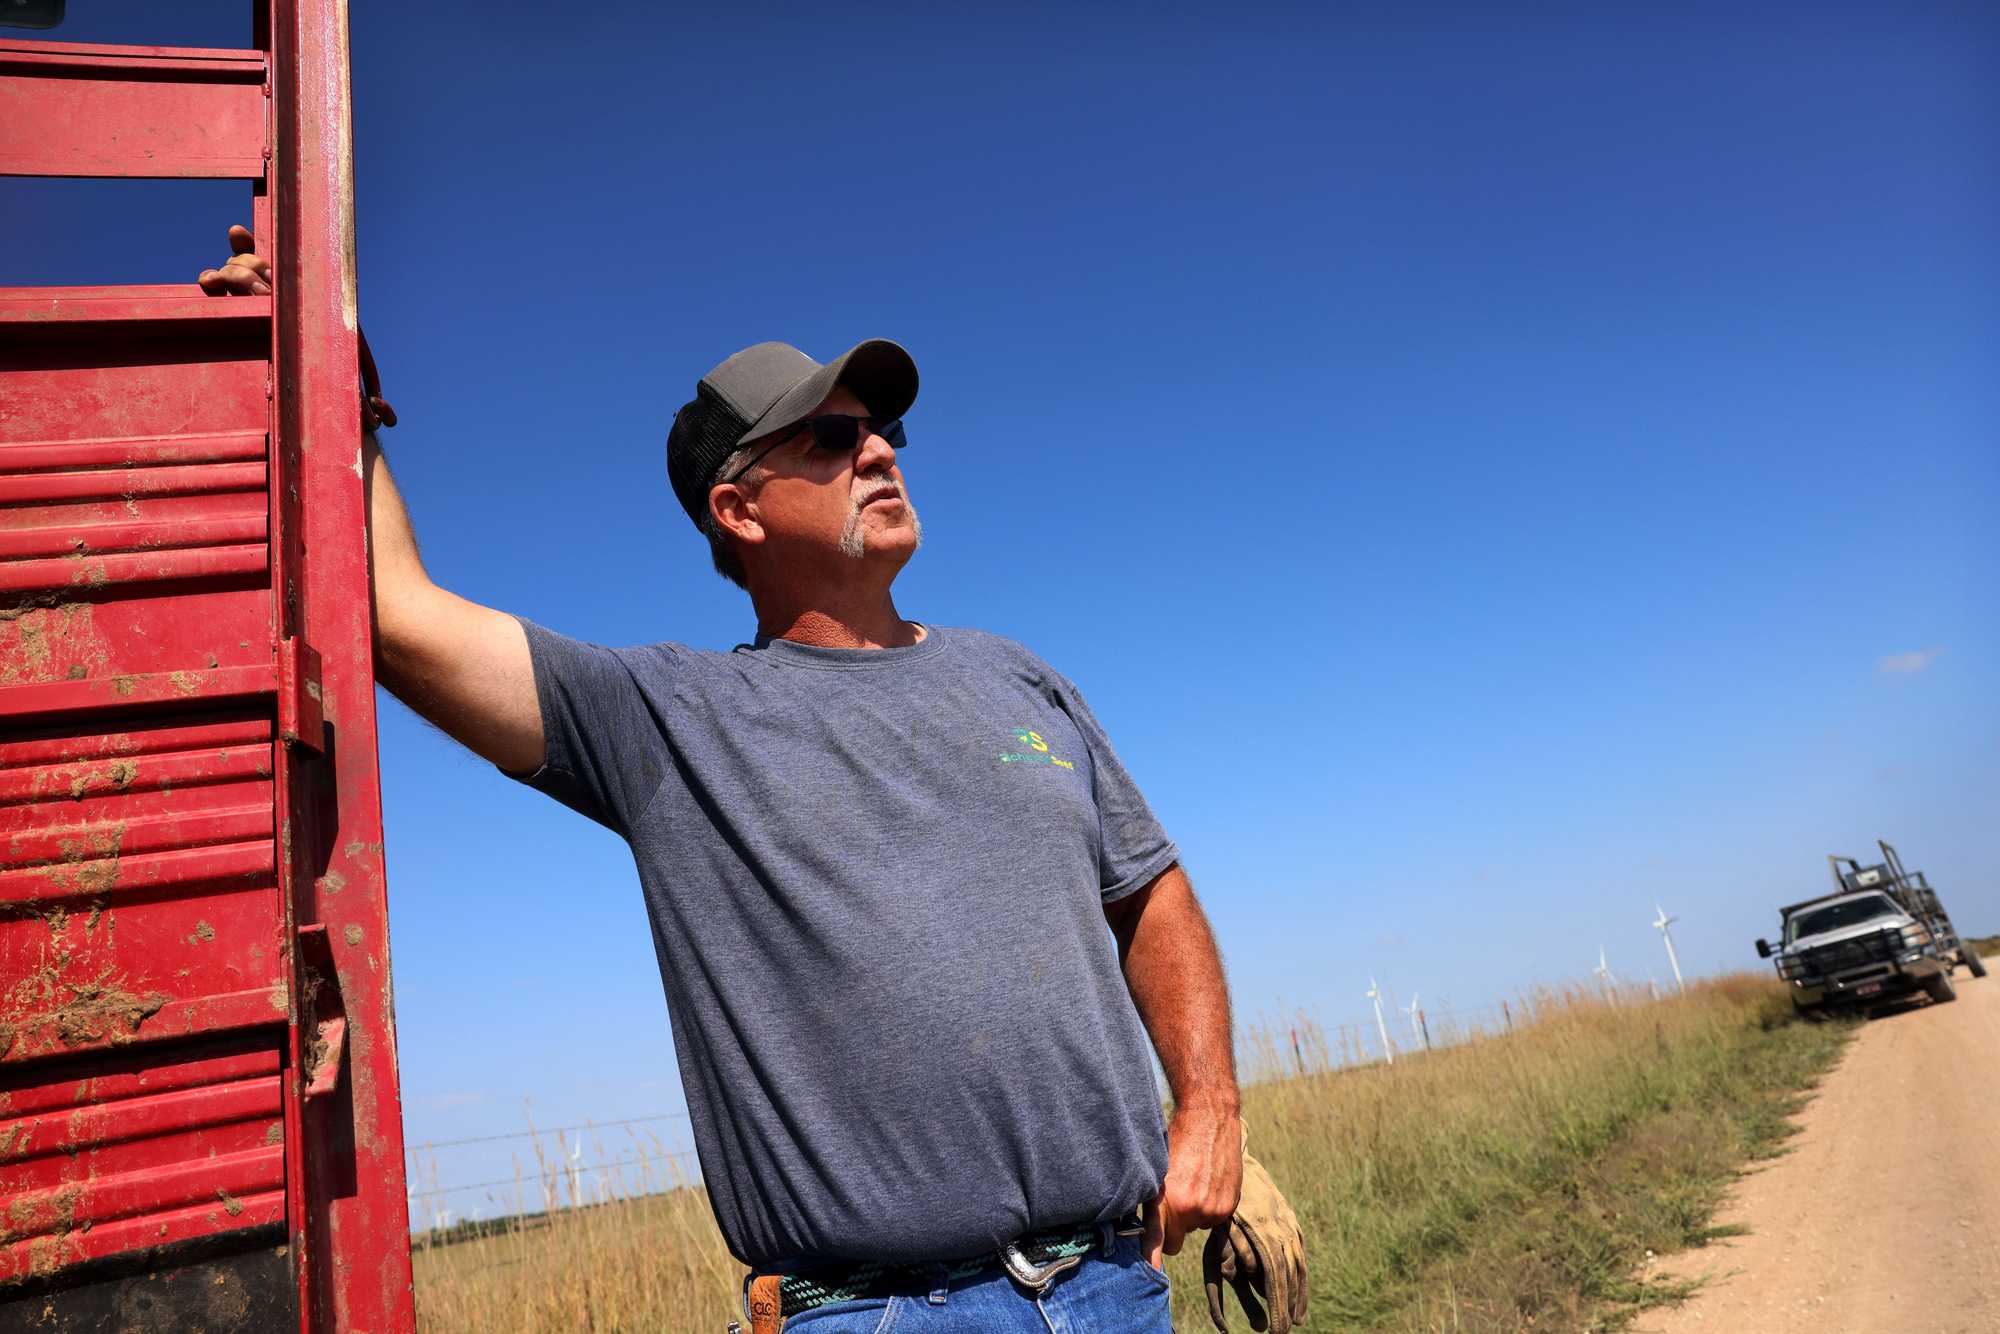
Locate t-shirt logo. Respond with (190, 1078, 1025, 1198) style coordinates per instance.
(998, 726, 1076, 770)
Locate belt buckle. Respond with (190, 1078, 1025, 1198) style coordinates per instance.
(1000, 1240, 1083, 1294)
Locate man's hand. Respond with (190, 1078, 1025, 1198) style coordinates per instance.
(197, 223, 270, 295)
(196, 223, 396, 429)
(1145, 1101, 1244, 1267)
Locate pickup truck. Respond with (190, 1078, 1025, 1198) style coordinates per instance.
(1756, 841, 1985, 1017)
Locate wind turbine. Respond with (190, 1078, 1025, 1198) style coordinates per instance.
(1594, 945, 1618, 1004)
(1401, 990, 1423, 1050)
(1367, 977, 1395, 1065)
(567, 1133, 583, 1207)
(1653, 904, 1686, 995)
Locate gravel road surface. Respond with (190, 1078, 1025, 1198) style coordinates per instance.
(1642, 965, 2000, 1333)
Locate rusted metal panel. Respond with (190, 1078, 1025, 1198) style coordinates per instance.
(0, 1224, 296, 1331)
(0, 5, 413, 1328)
(0, 42, 267, 179)
(0, 702, 284, 1290)
(0, 670, 282, 726)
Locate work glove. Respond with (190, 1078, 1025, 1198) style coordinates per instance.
(1202, 1126, 1309, 1332)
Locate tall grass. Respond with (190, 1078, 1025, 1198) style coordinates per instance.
(409, 1126, 737, 1332)
(1169, 975, 1848, 1331)
(412, 975, 1847, 1332)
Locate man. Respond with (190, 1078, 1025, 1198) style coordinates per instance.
(201, 228, 1303, 1332)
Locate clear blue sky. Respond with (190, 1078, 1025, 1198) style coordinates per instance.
(9, 3, 1994, 1219)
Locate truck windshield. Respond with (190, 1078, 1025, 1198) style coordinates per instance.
(1787, 895, 1900, 944)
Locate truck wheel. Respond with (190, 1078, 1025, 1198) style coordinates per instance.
(1791, 999, 1825, 1024)
(1962, 943, 1988, 979)
(1926, 971, 1957, 1005)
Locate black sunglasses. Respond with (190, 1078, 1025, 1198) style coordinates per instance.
(721, 415, 907, 486)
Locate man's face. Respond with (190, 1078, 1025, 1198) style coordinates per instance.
(715, 383, 921, 580)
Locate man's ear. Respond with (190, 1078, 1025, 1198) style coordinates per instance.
(710, 484, 765, 549)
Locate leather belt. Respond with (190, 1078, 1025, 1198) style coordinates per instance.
(733, 1209, 1145, 1332)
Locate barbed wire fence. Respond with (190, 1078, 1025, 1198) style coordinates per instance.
(407, 980, 1676, 1235)
(404, 1110, 701, 1235)
(1237, 979, 1676, 1083)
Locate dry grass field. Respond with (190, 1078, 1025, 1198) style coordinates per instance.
(410, 975, 1849, 1332)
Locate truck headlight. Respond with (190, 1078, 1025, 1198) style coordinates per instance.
(1777, 957, 1804, 980)
(1900, 924, 1931, 948)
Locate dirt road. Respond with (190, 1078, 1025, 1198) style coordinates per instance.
(1641, 969, 2000, 1334)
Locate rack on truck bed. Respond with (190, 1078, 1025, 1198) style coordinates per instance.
(1823, 840, 1968, 961)
(0, 5, 414, 1330)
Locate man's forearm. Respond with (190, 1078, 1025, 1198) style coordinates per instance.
(363, 434, 437, 694)
(364, 436, 428, 614)
(1116, 864, 1239, 1114)
(361, 436, 544, 771)
(1113, 863, 1242, 1257)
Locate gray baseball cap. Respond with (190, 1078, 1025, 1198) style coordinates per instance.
(666, 339, 919, 529)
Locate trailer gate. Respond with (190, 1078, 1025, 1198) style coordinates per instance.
(0, 4, 415, 1329)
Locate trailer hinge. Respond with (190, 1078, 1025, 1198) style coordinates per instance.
(277, 636, 325, 751)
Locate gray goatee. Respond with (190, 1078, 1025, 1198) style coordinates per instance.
(839, 481, 921, 560)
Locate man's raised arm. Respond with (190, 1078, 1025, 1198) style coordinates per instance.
(200, 226, 545, 773)
(362, 438, 543, 771)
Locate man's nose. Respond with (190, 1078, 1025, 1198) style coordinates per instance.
(854, 424, 900, 475)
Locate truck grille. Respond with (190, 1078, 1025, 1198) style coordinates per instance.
(1802, 931, 1900, 976)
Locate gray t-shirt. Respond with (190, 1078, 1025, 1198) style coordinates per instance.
(506, 621, 1177, 1268)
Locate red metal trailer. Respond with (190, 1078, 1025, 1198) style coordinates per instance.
(0, 4, 415, 1328)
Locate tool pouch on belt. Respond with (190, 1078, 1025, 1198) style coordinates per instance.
(731, 1273, 783, 1334)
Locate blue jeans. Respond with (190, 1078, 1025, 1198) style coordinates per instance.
(751, 1226, 1172, 1332)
